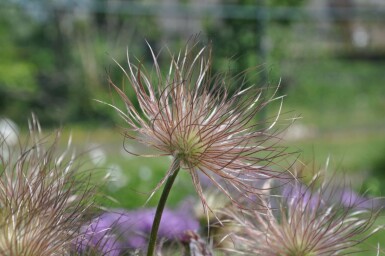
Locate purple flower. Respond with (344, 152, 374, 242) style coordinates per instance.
(281, 181, 322, 210)
(281, 181, 383, 211)
(75, 217, 122, 256)
(329, 187, 383, 210)
(76, 206, 200, 254)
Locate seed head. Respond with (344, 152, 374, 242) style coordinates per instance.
(105, 41, 286, 209)
(0, 116, 94, 255)
(226, 171, 379, 255)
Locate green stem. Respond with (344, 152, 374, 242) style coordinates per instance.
(147, 158, 181, 256)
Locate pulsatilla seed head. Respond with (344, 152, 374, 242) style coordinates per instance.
(225, 170, 380, 256)
(173, 129, 205, 167)
(0, 116, 95, 256)
(105, 41, 287, 210)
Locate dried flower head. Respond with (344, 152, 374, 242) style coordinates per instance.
(0, 116, 95, 256)
(226, 171, 380, 256)
(105, 41, 286, 209)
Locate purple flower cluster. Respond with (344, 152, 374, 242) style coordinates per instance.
(75, 207, 200, 255)
(281, 180, 383, 210)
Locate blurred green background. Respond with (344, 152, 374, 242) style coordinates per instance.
(1, 0, 385, 253)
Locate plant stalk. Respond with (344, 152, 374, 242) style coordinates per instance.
(147, 158, 181, 256)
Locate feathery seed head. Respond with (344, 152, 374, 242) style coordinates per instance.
(0, 116, 95, 256)
(226, 171, 379, 256)
(107, 41, 286, 209)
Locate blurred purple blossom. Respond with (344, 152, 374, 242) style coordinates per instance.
(278, 178, 383, 211)
(281, 181, 322, 210)
(75, 206, 200, 255)
(332, 188, 383, 209)
(75, 217, 123, 256)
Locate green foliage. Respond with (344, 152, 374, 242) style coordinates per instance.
(0, 0, 162, 126)
(0, 6, 38, 97)
(204, 0, 265, 89)
(0, 0, 312, 126)
(276, 59, 385, 130)
(267, 0, 306, 7)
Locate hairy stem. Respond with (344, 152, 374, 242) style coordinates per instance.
(147, 158, 181, 256)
